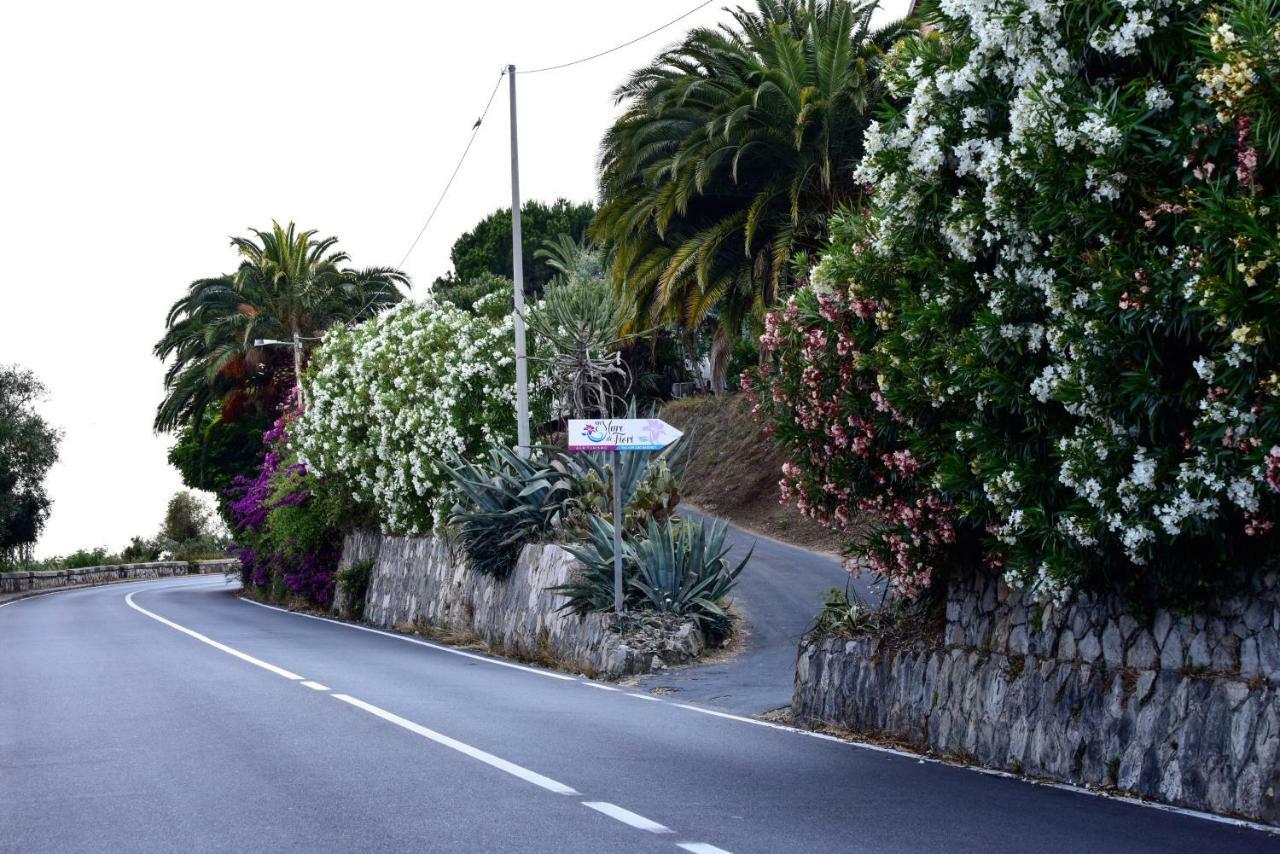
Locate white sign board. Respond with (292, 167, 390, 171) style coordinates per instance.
(567, 418, 682, 452)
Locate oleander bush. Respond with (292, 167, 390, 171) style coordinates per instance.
(292, 293, 551, 535)
(750, 0, 1280, 603)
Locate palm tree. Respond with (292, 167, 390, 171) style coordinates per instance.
(154, 222, 407, 432)
(592, 0, 907, 387)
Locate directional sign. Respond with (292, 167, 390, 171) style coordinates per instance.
(567, 418, 682, 452)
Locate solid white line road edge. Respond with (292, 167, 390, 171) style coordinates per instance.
(125, 590, 304, 681)
(128, 589, 735, 852)
(300, 681, 330, 691)
(235, 589, 1278, 837)
(239, 596, 577, 681)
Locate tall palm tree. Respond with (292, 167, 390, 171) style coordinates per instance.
(592, 0, 907, 387)
(154, 222, 407, 432)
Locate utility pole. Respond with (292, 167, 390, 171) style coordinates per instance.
(508, 64, 531, 458)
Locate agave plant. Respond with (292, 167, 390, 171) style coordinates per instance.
(553, 514, 642, 613)
(630, 517, 750, 642)
(444, 446, 578, 577)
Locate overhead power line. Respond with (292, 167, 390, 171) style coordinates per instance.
(398, 68, 507, 269)
(397, 0, 716, 268)
(520, 0, 714, 74)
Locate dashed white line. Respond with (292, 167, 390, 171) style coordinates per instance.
(677, 843, 733, 854)
(331, 693, 580, 795)
(300, 681, 330, 691)
(581, 801, 672, 833)
(239, 596, 577, 682)
(125, 590, 304, 680)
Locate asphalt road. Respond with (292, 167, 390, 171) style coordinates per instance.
(638, 511, 867, 714)
(2, 576, 1274, 853)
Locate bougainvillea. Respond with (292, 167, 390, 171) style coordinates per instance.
(752, 0, 1280, 603)
(228, 395, 342, 607)
(292, 293, 550, 535)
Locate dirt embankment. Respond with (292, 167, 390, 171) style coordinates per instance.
(660, 393, 844, 555)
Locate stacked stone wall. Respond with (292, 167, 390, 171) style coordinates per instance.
(340, 532, 702, 678)
(0, 559, 239, 596)
(794, 570, 1280, 824)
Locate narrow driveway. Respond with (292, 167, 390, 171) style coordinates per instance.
(2, 576, 1271, 853)
(638, 510, 865, 714)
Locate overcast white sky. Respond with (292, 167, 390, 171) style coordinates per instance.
(0, 0, 910, 557)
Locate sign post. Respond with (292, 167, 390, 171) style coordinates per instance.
(567, 418, 683, 613)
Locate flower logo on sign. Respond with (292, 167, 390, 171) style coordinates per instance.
(583, 423, 606, 443)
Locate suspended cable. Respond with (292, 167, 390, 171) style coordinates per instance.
(398, 68, 507, 268)
(519, 0, 713, 74)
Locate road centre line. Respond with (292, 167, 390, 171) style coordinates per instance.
(236, 587, 1278, 837)
(239, 596, 577, 681)
(331, 693, 580, 795)
(125, 590, 304, 681)
(136, 587, 736, 852)
(581, 801, 671, 833)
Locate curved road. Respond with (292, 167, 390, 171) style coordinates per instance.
(638, 512, 860, 713)
(1, 576, 1273, 853)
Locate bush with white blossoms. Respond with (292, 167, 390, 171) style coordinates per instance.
(750, 0, 1280, 603)
(292, 293, 548, 535)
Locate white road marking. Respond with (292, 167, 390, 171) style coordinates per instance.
(581, 801, 671, 833)
(234, 588, 1276, 838)
(330, 693, 579, 795)
(239, 597, 577, 681)
(125, 590, 304, 680)
(677, 843, 733, 854)
(582, 682, 619, 691)
(627, 692, 663, 702)
(300, 681, 330, 691)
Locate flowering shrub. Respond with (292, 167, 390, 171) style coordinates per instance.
(752, 0, 1280, 602)
(292, 294, 549, 535)
(228, 398, 343, 607)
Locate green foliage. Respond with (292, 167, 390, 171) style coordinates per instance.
(526, 261, 633, 420)
(752, 0, 1280, 603)
(436, 272, 514, 315)
(630, 516, 750, 642)
(153, 221, 407, 433)
(336, 558, 373, 619)
(0, 365, 61, 565)
(161, 490, 212, 544)
(62, 547, 112, 569)
(445, 446, 578, 577)
(167, 409, 269, 509)
(557, 515, 749, 643)
(432, 199, 595, 301)
(593, 0, 907, 383)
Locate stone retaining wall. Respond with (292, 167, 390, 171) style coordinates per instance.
(0, 559, 240, 596)
(794, 570, 1280, 824)
(338, 532, 703, 678)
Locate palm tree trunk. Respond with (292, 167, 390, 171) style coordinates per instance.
(291, 318, 305, 408)
(709, 325, 731, 394)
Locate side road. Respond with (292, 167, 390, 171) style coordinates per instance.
(0, 576, 1272, 853)
(637, 509, 863, 714)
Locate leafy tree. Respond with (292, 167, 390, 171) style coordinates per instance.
(592, 0, 907, 386)
(161, 490, 211, 544)
(0, 366, 61, 566)
(153, 221, 408, 433)
(431, 199, 595, 301)
(167, 408, 271, 506)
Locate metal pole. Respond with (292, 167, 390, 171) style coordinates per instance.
(508, 64, 531, 458)
(612, 448, 624, 613)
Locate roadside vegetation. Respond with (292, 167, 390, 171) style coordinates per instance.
(0, 365, 61, 568)
(144, 0, 1280, 645)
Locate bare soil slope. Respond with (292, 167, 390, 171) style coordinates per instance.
(660, 393, 844, 555)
